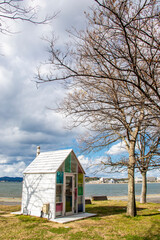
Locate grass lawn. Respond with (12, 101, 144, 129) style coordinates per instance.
(0, 200, 160, 240)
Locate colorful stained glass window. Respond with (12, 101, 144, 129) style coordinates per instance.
(66, 196, 72, 212)
(78, 185, 83, 195)
(71, 154, 77, 172)
(56, 171, 63, 184)
(56, 203, 63, 212)
(56, 203, 63, 216)
(78, 165, 83, 173)
(65, 154, 71, 172)
(74, 174, 77, 187)
(65, 176, 73, 213)
(78, 204, 83, 212)
(56, 185, 62, 202)
(78, 196, 83, 204)
(55, 152, 84, 216)
(78, 173, 83, 184)
(75, 188, 77, 200)
(78, 196, 83, 212)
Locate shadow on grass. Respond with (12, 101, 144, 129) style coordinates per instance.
(126, 221, 160, 240)
(86, 204, 127, 216)
(139, 213, 160, 217)
(125, 234, 160, 240)
(0, 211, 8, 215)
(86, 204, 146, 217)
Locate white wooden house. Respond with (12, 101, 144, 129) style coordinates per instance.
(21, 148, 85, 220)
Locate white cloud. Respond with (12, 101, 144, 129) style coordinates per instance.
(106, 141, 140, 156)
(78, 155, 90, 167)
(78, 155, 113, 177)
(0, 66, 13, 91)
(0, 154, 11, 164)
(106, 142, 128, 155)
(147, 169, 160, 177)
(0, 159, 8, 164)
(0, 161, 26, 177)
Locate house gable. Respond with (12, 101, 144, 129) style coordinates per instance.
(56, 151, 85, 174)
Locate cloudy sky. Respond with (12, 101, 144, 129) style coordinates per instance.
(0, 0, 158, 178)
(0, 0, 94, 177)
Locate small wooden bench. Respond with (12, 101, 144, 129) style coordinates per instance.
(92, 196, 108, 201)
(85, 198, 92, 204)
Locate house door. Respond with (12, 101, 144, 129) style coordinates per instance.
(65, 174, 74, 215)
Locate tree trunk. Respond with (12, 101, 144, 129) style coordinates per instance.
(140, 171, 147, 203)
(127, 146, 137, 217)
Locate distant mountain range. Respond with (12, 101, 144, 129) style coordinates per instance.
(0, 176, 23, 182)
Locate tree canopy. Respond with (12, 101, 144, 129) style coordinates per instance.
(37, 0, 160, 217)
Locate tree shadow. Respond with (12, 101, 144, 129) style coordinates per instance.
(86, 204, 127, 216)
(21, 174, 55, 219)
(139, 223, 160, 240)
(86, 204, 147, 217)
(139, 212, 160, 217)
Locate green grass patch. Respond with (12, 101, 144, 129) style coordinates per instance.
(25, 223, 38, 229)
(90, 216, 102, 220)
(0, 201, 160, 240)
(49, 227, 72, 234)
(125, 235, 145, 240)
(69, 231, 104, 240)
(18, 214, 48, 223)
(125, 234, 160, 240)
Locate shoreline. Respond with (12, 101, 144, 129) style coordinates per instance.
(108, 194, 160, 203)
(86, 182, 160, 184)
(0, 194, 160, 205)
(0, 197, 21, 205)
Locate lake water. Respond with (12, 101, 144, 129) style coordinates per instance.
(0, 182, 159, 198)
(0, 182, 22, 198)
(85, 183, 160, 197)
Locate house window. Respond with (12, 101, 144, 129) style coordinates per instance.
(56, 171, 63, 216)
(65, 154, 71, 172)
(78, 170, 84, 212)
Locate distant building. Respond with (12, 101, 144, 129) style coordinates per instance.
(109, 179, 116, 183)
(147, 177, 156, 182)
(100, 177, 105, 183)
(135, 177, 142, 183)
(157, 177, 160, 182)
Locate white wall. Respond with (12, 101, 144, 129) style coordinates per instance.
(21, 173, 56, 219)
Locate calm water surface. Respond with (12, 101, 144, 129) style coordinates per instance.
(0, 182, 22, 197)
(0, 182, 159, 198)
(85, 182, 160, 197)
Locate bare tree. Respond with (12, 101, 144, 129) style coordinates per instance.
(0, 0, 54, 34)
(136, 129, 160, 203)
(38, 0, 160, 119)
(37, 0, 160, 217)
(98, 128, 160, 204)
(93, 0, 160, 119)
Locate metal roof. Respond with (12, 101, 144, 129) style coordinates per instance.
(23, 149, 84, 174)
